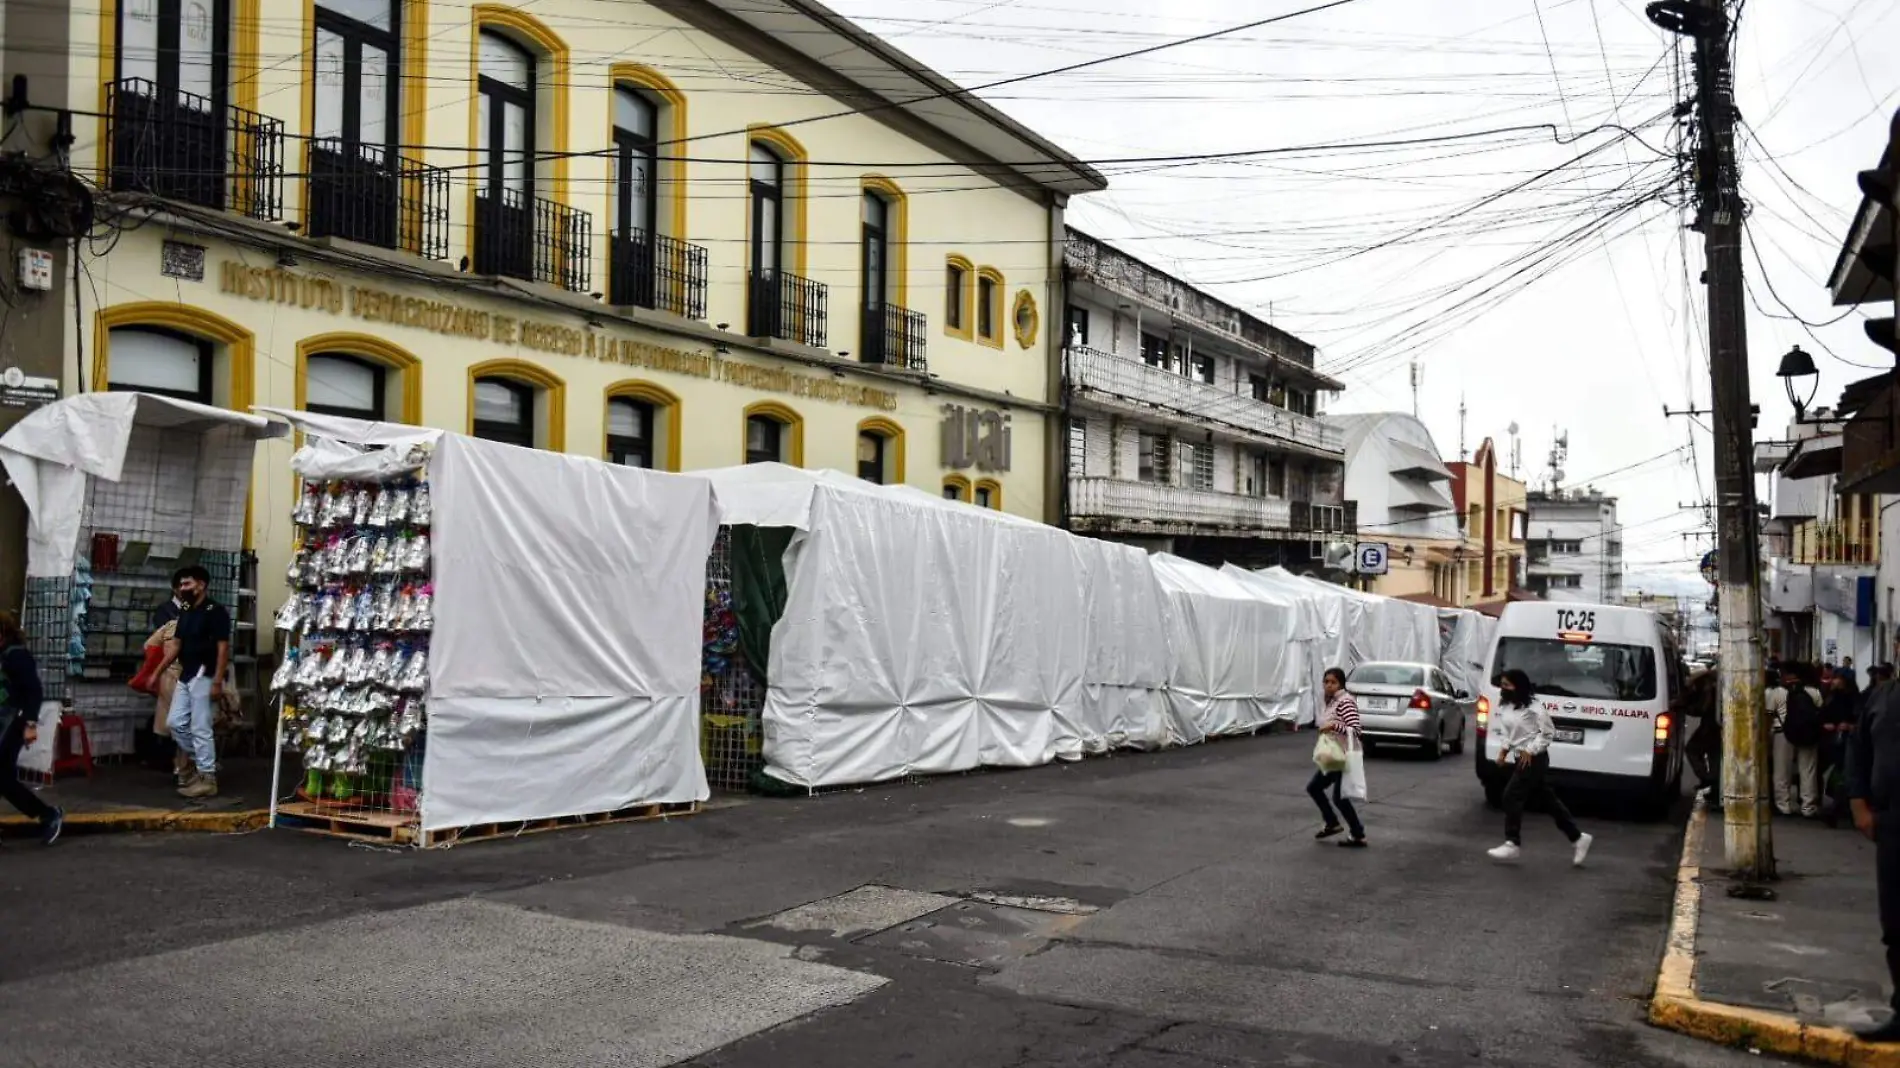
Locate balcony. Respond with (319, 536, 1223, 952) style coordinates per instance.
(1068, 476, 1293, 534)
(306, 139, 450, 260)
(610, 230, 709, 320)
(861, 302, 927, 371)
(1798, 521, 1877, 565)
(1067, 344, 1343, 454)
(105, 78, 284, 220)
(748, 269, 828, 348)
(473, 187, 592, 292)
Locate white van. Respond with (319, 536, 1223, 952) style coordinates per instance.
(1475, 602, 1685, 814)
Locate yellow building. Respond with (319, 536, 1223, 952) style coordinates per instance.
(1448, 438, 1527, 609)
(1, 0, 1104, 629)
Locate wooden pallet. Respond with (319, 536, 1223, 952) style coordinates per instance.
(275, 799, 700, 848)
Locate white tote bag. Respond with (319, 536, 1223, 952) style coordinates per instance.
(1342, 734, 1369, 802)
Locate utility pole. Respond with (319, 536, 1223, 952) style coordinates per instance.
(1649, 0, 1773, 881)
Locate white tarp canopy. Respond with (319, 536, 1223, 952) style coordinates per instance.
(267, 410, 718, 831)
(0, 392, 286, 577)
(1438, 608, 1496, 696)
(1150, 554, 1312, 742)
(697, 464, 1171, 787)
(1224, 566, 1334, 725)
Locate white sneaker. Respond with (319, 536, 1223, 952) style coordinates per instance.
(1487, 842, 1521, 862)
(1572, 833, 1594, 868)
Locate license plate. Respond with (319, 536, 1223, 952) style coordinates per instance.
(1555, 728, 1585, 745)
(1361, 696, 1396, 710)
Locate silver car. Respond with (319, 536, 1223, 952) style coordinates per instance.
(1346, 661, 1472, 759)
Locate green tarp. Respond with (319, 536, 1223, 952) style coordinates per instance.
(729, 524, 793, 688)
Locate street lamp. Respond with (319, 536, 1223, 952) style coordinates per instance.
(1775, 345, 1821, 421)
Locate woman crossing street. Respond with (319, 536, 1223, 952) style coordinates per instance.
(1308, 667, 1368, 849)
(1487, 668, 1592, 867)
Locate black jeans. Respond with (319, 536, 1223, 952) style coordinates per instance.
(1877, 809, 1900, 1010)
(1502, 752, 1581, 846)
(1307, 768, 1364, 840)
(1, 712, 55, 822)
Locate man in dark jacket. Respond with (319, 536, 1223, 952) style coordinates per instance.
(1848, 679, 1900, 1041)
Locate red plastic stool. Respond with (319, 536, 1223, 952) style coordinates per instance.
(52, 715, 93, 779)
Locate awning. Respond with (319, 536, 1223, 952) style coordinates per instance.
(1388, 477, 1455, 512)
(1783, 433, 1844, 479)
(1389, 439, 1452, 481)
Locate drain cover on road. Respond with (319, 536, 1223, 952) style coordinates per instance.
(855, 899, 1090, 967)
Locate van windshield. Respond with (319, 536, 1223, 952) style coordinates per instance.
(1494, 637, 1657, 701)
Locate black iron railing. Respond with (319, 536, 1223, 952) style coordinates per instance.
(105, 77, 284, 220)
(306, 140, 451, 261)
(474, 186, 592, 292)
(860, 302, 927, 371)
(747, 269, 828, 348)
(610, 229, 708, 320)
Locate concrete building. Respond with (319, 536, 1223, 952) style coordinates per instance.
(1525, 488, 1623, 603)
(1059, 229, 1350, 570)
(1447, 437, 1528, 610)
(1758, 423, 1879, 668)
(0, 0, 1106, 627)
(1328, 412, 1463, 601)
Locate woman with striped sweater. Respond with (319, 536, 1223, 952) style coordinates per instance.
(1310, 667, 1368, 848)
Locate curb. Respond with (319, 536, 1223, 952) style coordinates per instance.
(0, 808, 270, 836)
(1649, 801, 1900, 1067)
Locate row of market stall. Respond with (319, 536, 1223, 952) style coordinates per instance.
(0, 394, 1494, 845)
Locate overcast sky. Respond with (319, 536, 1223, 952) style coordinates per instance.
(828, 0, 1898, 598)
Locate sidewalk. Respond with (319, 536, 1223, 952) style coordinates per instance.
(1652, 801, 1900, 1066)
(0, 755, 282, 837)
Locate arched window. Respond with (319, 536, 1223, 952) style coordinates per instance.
(474, 29, 535, 278)
(472, 377, 535, 447)
(608, 396, 654, 468)
(304, 352, 386, 420)
(975, 479, 1003, 510)
(309, 0, 401, 246)
(742, 402, 802, 466)
(975, 267, 1005, 347)
(942, 474, 971, 503)
(106, 327, 212, 403)
(748, 141, 783, 283)
(856, 417, 904, 485)
(610, 84, 659, 308)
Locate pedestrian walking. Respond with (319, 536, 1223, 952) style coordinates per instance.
(1486, 668, 1593, 866)
(153, 565, 231, 799)
(0, 610, 63, 845)
(1678, 668, 1720, 799)
(1823, 672, 1862, 826)
(1776, 663, 1825, 818)
(1847, 674, 1900, 1042)
(1308, 667, 1367, 849)
(1842, 656, 1860, 689)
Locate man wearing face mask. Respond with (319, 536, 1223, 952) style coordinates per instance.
(152, 566, 230, 798)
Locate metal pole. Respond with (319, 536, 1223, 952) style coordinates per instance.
(1692, 0, 1775, 880)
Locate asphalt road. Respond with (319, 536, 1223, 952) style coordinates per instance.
(0, 725, 1793, 1068)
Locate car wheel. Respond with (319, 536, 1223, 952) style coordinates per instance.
(1426, 724, 1444, 761)
(1449, 717, 1466, 756)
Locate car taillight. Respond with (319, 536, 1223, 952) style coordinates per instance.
(1476, 696, 1490, 730)
(1410, 689, 1433, 711)
(1655, 713, 1671, 746)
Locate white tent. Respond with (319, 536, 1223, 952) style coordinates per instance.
(0, 392, 286, 579)
(699, 464, 1171, 787)
(1150, 554, 1312, 742)
(1438, 608, 1497, 696)
(1223, 565, 1334, 725)
(265, 409, 719, 832)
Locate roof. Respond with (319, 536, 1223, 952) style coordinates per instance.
(1474, 589, 1542, 617)
(687, 0, 1107, 198)
(1827, 106, 1898, 307)
(1395, 592, 1458, 609)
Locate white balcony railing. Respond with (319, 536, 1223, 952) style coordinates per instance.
(1068, 476, 1293, 530)
(1067, 344, 1344, 453)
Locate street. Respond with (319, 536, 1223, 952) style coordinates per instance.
(1, 727, 1789, 1068)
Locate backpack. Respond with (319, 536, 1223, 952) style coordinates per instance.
(1783, 685, 1825, 747)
